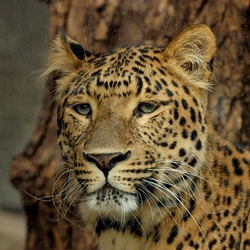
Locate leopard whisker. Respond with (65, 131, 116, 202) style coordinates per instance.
(142, 178, 209, 249)
(159, 168, 198, 200)
(136, 180, 181, 228)
(148, 167, 198, 201)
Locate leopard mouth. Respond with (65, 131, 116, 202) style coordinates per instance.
(89, 183, 131, 204)
(95, 183, 120, 196)
(84, 183, 138, 215)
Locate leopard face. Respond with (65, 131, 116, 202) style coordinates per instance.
(49, 25, 215, 220)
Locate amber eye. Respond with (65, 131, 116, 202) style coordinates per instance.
(134, 102, 158, 116)
(72, 103, 91, 116)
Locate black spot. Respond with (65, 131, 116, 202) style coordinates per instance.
(158, 68, 166, 75)
(208, 239, 217, 249)
(195, 140, 202, 150)
(179, 148, 186, 157)
(139, 48, 149, 53)
(161, 79, 168, 86)
(185, 233, 191, 241)
(189, 240, 194, 247)
(174, 109, 179, 120)
(191, 130, 197, 141)
(166, 89, 174, 97)
(181, 99, 189, 109)
(189, 157, 197, 167)
(232, 158, 243, 175)
(123, 80, 129, 87)
(104, 81, 109, 90)
(221, 234, 227, 244)
(224, 221, 232, 231)
(135, 60, 145, 67)
(210, 222, 218, 232)
(167, 226, 178, 244)
(182, 129, 188, 139)
(136, 77, 143, 95)
(183, 85, 190, 95)
(198, 111, 202, 124)
(154, 56, 161, 63)
(96, 217, 142, 237)
(243, 215, 248, 232)
(176, 242, 183, 250)
(127, 219, 142, 236)
(237, 218, 242, 227)
(244, 239, 250, 248)
(132, 67, 144, 75)
(229, 235, 235, 248)
(194, 244, 199, 249)
(224, 210, 229, 217)
(95, 217, 121, 235)
(155, 80, 162, 91)
(179, 117, 186, 126)
(174, 100, 179, 108)
(201, 125, 206, 133)
(193, 97, 199, 106)
(144, 76, 151, 84)
(234, 182, 243, 197)
(172, 80, 179, 87)
(96, 78, 103, 87)
(171, 162, 180, 169)
(190, 107, 196, 123)
(169, 141, 177, 149)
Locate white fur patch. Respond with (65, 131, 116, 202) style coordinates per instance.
(84, 186, 138, 217)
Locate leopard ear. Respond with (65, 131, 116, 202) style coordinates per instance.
(46, 31, 93, 77)
(165, 24, 216, 90)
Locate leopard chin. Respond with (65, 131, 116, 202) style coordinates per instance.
(83, 184, 139, 216)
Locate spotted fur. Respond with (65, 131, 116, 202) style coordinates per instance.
(48, 25, 250, 249)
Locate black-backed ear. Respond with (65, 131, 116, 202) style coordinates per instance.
(164, 24, 216, 90)
(46, 31, 93, 77)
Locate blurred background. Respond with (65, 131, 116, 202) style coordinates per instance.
(0, 0, 48, 248)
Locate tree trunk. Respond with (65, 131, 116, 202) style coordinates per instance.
(10, 0, 250, 249)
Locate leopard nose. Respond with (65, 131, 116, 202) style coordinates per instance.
(84, 151, 131, 176)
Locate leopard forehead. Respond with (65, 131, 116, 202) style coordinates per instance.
(64, 45, 170, 99)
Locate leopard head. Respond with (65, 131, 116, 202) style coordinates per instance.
(48, 25, 215, 220)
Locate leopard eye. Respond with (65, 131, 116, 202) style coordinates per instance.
(72, 103, 91, 116)
(134, 102, 158, 116)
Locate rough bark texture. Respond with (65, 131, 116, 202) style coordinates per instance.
(11, 0, 250, 249)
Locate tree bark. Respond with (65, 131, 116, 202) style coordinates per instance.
(10, 0, 250, 249)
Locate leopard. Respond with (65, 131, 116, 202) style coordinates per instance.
(47, 24, 250, 249)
